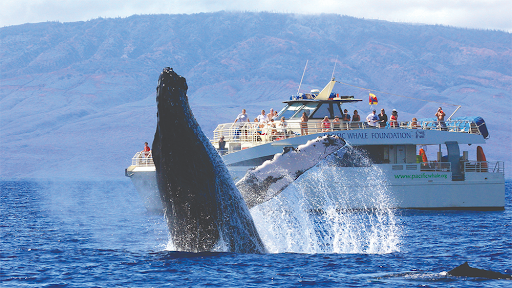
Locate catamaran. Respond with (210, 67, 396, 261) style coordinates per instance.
(126, 78, 505, 212)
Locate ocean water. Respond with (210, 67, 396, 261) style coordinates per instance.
(1, 180, 511, 287)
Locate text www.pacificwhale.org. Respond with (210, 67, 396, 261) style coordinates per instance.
(394, 173, 448, 179)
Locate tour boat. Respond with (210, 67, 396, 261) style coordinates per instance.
(126, 78, 505, 212)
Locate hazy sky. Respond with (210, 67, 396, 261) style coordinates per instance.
(1, 0, 511, 32)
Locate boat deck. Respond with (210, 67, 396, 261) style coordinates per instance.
(212, 119, 484, 154)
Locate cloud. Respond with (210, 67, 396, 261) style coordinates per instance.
(1, 0, 510, 32)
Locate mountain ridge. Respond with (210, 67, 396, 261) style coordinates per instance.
(0, 12, 510, 179)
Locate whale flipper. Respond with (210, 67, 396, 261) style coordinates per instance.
(152, 67, 266, 253)
(236, 135, 347, 209)
(448, 262, 511, 279)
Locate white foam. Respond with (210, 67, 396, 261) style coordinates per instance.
(251, 149, 401, 254)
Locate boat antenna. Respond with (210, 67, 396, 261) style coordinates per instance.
(297, 60, 308, 95)
(447, 105, 462, 121)
(330, 55, 338, 80)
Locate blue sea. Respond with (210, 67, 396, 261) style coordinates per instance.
(1, 180, 511, 287)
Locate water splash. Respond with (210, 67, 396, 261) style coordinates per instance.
(251, 148, 401, 254)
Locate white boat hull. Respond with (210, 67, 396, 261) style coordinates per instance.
(297, 166, 505, 210)
(125, 166, 162, 213)
(126, 164, 505, 211)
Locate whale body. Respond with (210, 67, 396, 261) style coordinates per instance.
(448, 262, 511, 279)
(152, 67, 266, 253)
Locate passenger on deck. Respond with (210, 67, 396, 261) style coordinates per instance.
(366, 109, 379, 128)
(411, 117, 420, 129)
(141, 142, 151, 164)
(234, 109, 250, 140)
(342, 109, 350, 129)
(254, 118, 264, 139)
(435, 107, 447, 131)
(390, 109, 398, 128)
(233, 109, 249, 124)
(142, 142, 151, 157)
(268, 118, 277, 137)
(218, 136, 226, 155)
(300, 112, 309, 135)
(378, 109, 388, 128)
(332, 116, 341, 131)
(256, 110, 267, 123)
(277, 116, 287, 137)
(342, 109, 351, 122)
(268, 108, 275, 122)
(352, 110, 361, 122)
(321, 116, 331, 132)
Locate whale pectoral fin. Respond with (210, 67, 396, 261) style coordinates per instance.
(236, 135, 348, 209)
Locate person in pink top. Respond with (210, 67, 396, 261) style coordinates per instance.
(321, 116, 331, 132)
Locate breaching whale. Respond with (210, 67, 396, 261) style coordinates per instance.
(236, 135, 348, 209)
(448, 262, 511, 280)
(152, 67, 266, 253)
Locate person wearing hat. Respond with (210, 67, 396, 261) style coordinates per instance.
(390, 109, 398, 128)
(366, 109, 379, 128)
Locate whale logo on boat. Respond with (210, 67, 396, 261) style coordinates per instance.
(152, 67, 266, 253)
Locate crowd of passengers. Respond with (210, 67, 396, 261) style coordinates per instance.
(214, 106, 448, 154)
(229, 106, 447, 139)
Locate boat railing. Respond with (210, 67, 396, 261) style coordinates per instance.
(419, 161, 451, 172)
(211, 119, 484, 153)
(390, 162, 451, 172)
(131, 151, 154, 167)
(417, 120, 481, 134)
(464, 161, 504, 174)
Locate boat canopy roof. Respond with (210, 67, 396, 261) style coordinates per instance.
(278, 99, 362, 120)
(280, 78, 362, 119)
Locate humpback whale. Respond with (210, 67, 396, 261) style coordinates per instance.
(448, 262, 511, 279)
(236, 135, 348, 209)
(152, 67, 266, 253)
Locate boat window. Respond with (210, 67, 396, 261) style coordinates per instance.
(278, 103, 303, 119)
(358, 145, 387, 164)
(292, 103, 318, 119)
(333, 103, 343, 118)
(310, 103, 335, 119)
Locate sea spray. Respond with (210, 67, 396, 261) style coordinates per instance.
(251, 148, 401, 254)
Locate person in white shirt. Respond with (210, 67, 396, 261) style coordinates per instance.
(256, 110, 268, 123)
(366, 109, 379, 127)
(277, 116, 287, 136)
(234, 109, 249, 124)
(233, 109, 250, 140)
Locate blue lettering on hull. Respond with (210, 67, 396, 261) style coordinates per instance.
(330, 131, 414, 140)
